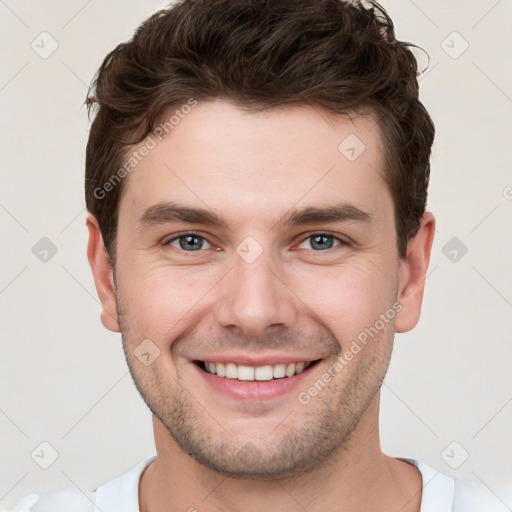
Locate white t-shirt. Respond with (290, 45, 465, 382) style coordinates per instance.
(11, 456, 510, 512)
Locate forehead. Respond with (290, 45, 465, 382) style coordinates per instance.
(118, 100, 390, 227)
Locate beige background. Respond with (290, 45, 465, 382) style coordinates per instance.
(1, 0, 511, 509)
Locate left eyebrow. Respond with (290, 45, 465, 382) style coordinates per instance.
(279, 203, 374, 228)
(135, 200, 374, 232)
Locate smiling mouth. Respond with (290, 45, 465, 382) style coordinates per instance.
(194, 360, 322, 381)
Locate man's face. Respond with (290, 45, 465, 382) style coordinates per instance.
(113, 100, 403, 478)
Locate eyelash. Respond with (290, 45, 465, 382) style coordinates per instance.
(163, 231, 348, 254)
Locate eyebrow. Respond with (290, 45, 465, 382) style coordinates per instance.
(280, 203, 374, 227)
(136, 201, 374, 231)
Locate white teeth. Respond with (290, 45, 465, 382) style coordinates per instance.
(273, 364, 286, 378)
(216, 362, 226, 377)
(285, 363, 296, 377)
(254, 365, 273, 381)
(237, 365, 255, 381)
(201, 360, 313, 380)
(225, 363, 237, 379)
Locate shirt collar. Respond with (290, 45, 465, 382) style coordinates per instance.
(95, 455, 156, 512)
(94, 455, 454, 512)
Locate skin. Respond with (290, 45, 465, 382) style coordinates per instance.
(87, 99, 435, 512)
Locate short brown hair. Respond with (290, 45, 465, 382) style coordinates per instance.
(85, 0, 435, 266)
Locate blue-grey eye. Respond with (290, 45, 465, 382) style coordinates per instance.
(168, 234, 212, 251)
(298, 234, 341, 251)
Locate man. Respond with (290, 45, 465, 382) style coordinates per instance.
(12, 0, 506, 511)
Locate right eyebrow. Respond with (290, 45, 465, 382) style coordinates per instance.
(136, 201, 230, 231)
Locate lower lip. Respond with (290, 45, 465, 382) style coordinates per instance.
(193, 362, 321, 401)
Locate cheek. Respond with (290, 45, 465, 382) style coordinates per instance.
(116, 262, 218, 340)
(289, 257, 398, 343)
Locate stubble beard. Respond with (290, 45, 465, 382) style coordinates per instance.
(121, 335, 391, 480)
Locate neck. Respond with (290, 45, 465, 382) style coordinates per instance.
(139, 396, 423, 512)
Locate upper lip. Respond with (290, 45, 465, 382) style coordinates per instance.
(190, 354, 325, 366)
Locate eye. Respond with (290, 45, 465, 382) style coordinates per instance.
(165, 232, 213, 252)
(297, 233, 344, 251)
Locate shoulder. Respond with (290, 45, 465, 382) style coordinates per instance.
(10, 456, 156, 512)
(11, 490, 95, 512)
(398, 457, 511, 512)
(453, 478, 512, 512)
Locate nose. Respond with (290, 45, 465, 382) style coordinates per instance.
(214, 243, 298, 339)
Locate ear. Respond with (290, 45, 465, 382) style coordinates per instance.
(395, 211, 436, 333)
(86, 213, 120, 333)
